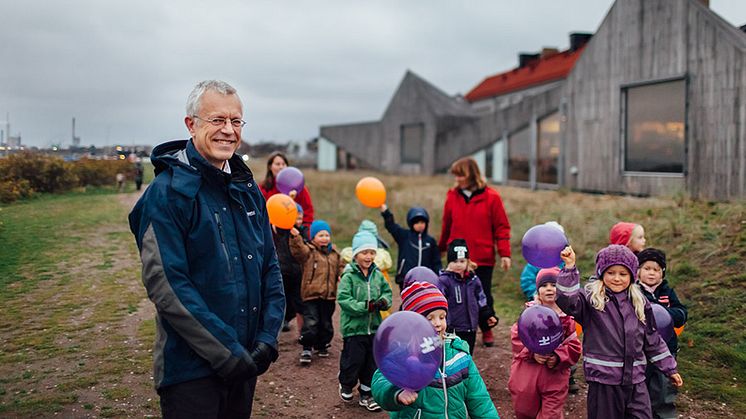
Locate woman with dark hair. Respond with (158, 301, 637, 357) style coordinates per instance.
(438, 157, 512, 347)
(260, 151, 315, 229)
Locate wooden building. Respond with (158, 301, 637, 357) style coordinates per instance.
(318, 0, 746, 200)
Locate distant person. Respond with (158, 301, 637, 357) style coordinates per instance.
(128, 80, 285, 418)
(556, 244, 682, 418)
(134, 161, 144, 191)
(637, 248, 688, 419)
(260, 151, 315, 229)
(337, 231, 392, 412)
(289, 220, 345, 364)
(116, 172, 125, 192)
(372, 281, 499, 418)
(436, 239, 498, 355)
(609, 221, 647, 254)
(508, 267, 582, 419)
(439, 157, 511, 348)
(379, 203, 441, 292)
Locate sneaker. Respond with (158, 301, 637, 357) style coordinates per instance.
(339, 384, 354, 403)
(299, 349, 312, 364)
(317, 348, 329, 358)
(482, 329, 495, 347)
(282, 320, 290, 332)
(569, 376, 580, 394)
(359, 394, 381, 412)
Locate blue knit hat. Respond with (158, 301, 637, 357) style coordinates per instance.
(352, 231, 378, 258)
(296, 203, 303, 213)
(310, 220, 331, 240)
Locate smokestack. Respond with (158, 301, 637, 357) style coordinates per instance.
(518, 53, 540, 68)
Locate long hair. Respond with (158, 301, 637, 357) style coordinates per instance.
(450, 157, 487, 190)
(584, 280, 647, 323)
(261, 151, 289, 191)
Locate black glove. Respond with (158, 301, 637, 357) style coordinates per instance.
(367, 301, 378, 312)
(220, 352, 257, 382)
(375, 299, 389, 310)
(250, 342, 279, 376)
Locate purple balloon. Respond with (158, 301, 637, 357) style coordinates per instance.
(374, 311, 443, 391)
(275, 167, 305, 195)
(651, 303, 674, 342)
(517, 305, 564, 355)
(521, 224, 569, 268)
(404, 266, 439, 288)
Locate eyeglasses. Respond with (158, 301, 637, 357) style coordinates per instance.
(192, 115, 246, 128)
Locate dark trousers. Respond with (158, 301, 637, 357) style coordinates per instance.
(158, 376, 257, 419)
(455, 330, 477, 355)
(646, 364, 678, 419)
(339, 335, 376, 394)
(299, 299, 335, 349)
(474, 265, 495, 332)
(282, 271, 303, 322)
(588, 381, 652, 419)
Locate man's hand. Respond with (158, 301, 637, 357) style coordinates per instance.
(250, 342, 278, 376)
(669, 373, 683, 387)
(397, 389, 418, 405)
(560, 246, 576, 269)
(221, 352, 258, 382)
(500, 257, 511, 271)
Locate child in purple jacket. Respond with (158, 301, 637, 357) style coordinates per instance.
(556, 244, 683, 419)
(436, 239, 498, 354)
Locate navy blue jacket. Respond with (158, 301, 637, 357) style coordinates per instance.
(639, 279, 687, 353)
(128, 139, 285, 389)
(381, 207, 442, 286)
(437, 270, 495, 332)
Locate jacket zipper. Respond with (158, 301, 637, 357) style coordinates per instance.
(398, 258, 406, 276)
(214, 212, 232, 272)
(367, 272, 372, 335)
(417, 234, 422, 266)
(441, 339, 449, 419)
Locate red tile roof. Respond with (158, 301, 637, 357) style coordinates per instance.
(465, 47, 585, 102)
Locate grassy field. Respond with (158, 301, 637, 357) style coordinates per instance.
(0, 161, 744, 416)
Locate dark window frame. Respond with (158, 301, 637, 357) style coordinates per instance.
(620, 75, 688, 176)
(400, 123, 424, 164)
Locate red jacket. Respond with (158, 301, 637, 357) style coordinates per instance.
(438, 187, 511, 266)
(260, 183, 315, 228)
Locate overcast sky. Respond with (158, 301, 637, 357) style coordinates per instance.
(1, 1, 745, 148)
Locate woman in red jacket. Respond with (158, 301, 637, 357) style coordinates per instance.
(439, 157, 511, 347)
(260, 151, 315, 229)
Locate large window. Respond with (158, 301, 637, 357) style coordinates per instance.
(623, 79, 685, 173)
(508, 126, 530, 181)
(537, 111, 560, 184)
(400, 123, 424, 164)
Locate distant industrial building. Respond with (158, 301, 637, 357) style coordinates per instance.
(318, 0, 745, 201)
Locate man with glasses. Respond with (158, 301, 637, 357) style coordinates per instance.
(129, 80, 285, 418)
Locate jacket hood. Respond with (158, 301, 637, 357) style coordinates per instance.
(406, 207, 430, 230)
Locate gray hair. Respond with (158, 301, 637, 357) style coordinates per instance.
(185, 80, 241, 116)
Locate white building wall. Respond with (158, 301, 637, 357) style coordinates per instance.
(317, 137, 337, 171)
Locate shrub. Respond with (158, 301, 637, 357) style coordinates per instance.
(0, 153, 78, 194)
(0, 179, 34, 203)
(73, 159, 133, 187)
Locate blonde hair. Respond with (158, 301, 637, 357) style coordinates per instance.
(584, 280, 647, 323)
(450, 157, 487, 190)
(446, 259, 478, 273)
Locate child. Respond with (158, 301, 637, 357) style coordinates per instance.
(609, 221, 647, 253)
(436, 239, 498, 355)
(272, 203, 306, 333)
(289, 220, 345, 364)
(380, 203, 442, 291)
(637, 248, 688, 419)
(556, 244, 683, 418)
(337, 230, 393, 412)
(508, 267, 582, 419)
(371, 281, 499, 418)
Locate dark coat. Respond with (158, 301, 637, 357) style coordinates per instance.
(437, 270, 494, 332)
(639, 279, 687, 353)
(381, 207, 441, 286)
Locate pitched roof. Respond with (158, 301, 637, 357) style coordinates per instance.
(384, 70, 476, 119)
(465, 47, 585, 102)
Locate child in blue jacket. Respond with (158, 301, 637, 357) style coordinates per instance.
(380, 203, 442, 291)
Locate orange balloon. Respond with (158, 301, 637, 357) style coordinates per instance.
(575, 323, 583, 337)
(355, 177, 386, 208)
(266, 194, 298, 229)
(674, 325, 685, 336)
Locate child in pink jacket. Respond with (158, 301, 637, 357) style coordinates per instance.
(508, 267, 582, 419)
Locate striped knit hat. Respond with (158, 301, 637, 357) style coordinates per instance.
(401, 282, 448, 316)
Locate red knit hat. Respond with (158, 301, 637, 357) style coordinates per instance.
(609, 222, 638, 245)
(401, 282, 448, 316)
(536, 267, 561, 289)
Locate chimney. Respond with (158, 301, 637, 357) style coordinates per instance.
(569, 32, 593, 51)
(541, 47, 559, 59)
(518, 53, 540, 68)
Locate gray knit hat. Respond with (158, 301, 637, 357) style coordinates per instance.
(595, 244, 639, 283)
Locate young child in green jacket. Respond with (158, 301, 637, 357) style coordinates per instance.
(372, 281, 500, 419)
(338, 230, 393, 412)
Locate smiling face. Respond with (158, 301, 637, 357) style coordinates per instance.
(270, 155, 288, 177)
(185, 90, 243, 169)
(602, 264, 632, 293)
(638, 260, 663, 288)
(355, 249, 376, 270)
(426, 309, 447, 338)
(537, 282, 557, 305)
(312, 230, 330, 248)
